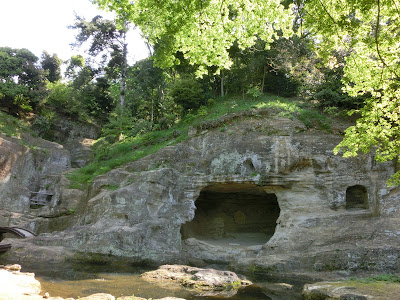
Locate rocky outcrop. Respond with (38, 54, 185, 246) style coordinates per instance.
(141, 264, 251, 296)
(0, 132, 71, 228)
(2, 113, 400, 277)
(45, 118, 100, 168)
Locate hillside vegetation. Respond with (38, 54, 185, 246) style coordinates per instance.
(68, 94, 335, 189)
(1, 92, 340, 189)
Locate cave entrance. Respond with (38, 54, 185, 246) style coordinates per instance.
(181, 183, 280, 247)
(346, 185, 369, 209)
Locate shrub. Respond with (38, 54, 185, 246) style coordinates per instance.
(246, 85, 262, 99)
(169, 76, 206, 113)
(197, 105, 208, 116)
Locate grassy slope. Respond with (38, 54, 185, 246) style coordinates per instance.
(66, 94, 332, 189)
(0, 111, 32, 138)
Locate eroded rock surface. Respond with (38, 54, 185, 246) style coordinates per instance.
(1, 113, 400, 277)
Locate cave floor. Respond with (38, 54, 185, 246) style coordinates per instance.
(197, 232, 273, 249)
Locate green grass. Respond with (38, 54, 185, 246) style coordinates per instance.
(349, 274, 400, 283)
(67, 94, 330, 189)
(0, 111, 32, 138)
(253, 97, 330, 130)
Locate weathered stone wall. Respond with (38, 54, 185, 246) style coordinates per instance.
(0, 134, 70, 214)
(2, 116, 400, 275)
(0, 133, 71, 230)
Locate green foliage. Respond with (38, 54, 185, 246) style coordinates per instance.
(46, 70, 114, 123)
(298, 110, 330, 131)
(65, 55, 86, 78)
(70, 15, 125, 58)
(350, 274, 400, 284)
(44, 82, 90, 121)
(255, 98, 330, 130)
(41, 51, 62, 83)
(105, 183, 120, 191)
(93, 0, 294, 76)
(0, 47, 46, 114)
(334, 95, 400, 186)
(197, 106, 208, 116)
(246, 86, 262, 99)
(102, 112, 154, 140)
(313, 51, 363, 109)
(124, 58, 167, 123)
(32, 115, 52, 137)
(13, 94, 32, 112)
(69, 15, 126, 120)
(303, 0, 400, 185)
(169, 76, 206, 113)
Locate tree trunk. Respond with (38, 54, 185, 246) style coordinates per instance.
(158, 85, 164, 102)
(151, 95, 154, 123)
(119, 30, 128, 115)
(118, 25, 128, 141)
(221, 70, 224, 97)
(261, 63, 267, 94)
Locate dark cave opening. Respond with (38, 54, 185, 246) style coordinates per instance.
(346, 185, 369, 209)
(181, 183, 280, 247)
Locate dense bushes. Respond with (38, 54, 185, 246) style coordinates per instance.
(169, 76, 206, 113)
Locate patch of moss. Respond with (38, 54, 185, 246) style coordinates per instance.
(249, 264, 277, 280)
(105, 183, 120, 191)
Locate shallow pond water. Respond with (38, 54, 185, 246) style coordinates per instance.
(36, 266, 305, 300)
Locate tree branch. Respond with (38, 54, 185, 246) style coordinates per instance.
(317, 0, 338, 26)
(375, 0, 399, 78)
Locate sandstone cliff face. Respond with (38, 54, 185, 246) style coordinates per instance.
(2, 115, 400, 275)
(0, 133, 71, 229)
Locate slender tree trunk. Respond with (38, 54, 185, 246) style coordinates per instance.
(221, 70, 224, 97)
(119, 31, 128, 115)
(158, 85, 164, 102)
(261, 63, 267, 94)
(118, 26, 128, 141)
(151, 93, 154, 123)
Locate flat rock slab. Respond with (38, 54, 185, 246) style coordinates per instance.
(303, 280, 400, 300)
(0, 265, 41, 299)
(141, 264, 251, 294)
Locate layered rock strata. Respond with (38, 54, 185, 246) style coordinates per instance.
(1, 115, 400, 276)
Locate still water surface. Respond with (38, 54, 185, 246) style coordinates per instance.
(36, 266, 304, 299)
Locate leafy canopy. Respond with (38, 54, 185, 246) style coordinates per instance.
(0, 47, 45, 113)
(303, 0, 400, 184)
(92, 0, 294, 76)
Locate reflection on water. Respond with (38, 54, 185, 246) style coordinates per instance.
(38, 272, 271, 300)
(36, 265, 305, 300)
